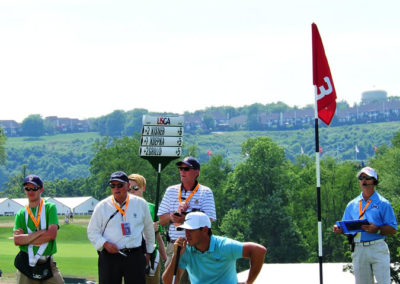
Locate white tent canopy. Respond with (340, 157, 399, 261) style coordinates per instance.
(0, 198, 23, 216)
(11, 196, 98, 215)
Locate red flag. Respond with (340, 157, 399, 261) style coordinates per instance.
(312, 23, 337, 125)
(207, 150, 212, 156)
(319, 146, 323, 153)
(374, 145, 378, 152)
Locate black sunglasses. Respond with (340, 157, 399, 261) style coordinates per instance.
(358, 176, 374, 181)
(178, 167, 193, 172)
(24, 187, 41, 192)
(129, 185, 140, 191)
(110, 183, 125, 188)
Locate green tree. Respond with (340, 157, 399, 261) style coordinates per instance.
(202, 114, 215, 132)
(21, 114, 45, 137)
(0, 126, 6, 166)
(1, 165, 28, 198)
(88, 135, 180, 202)
(124, 109, 148, 135)
(198, 154, 232, 234)
(220, 137, 308, 263)
(105, 110, 126, 137)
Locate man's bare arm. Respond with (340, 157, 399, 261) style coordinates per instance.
(240, 242, 267, 284)
(31, 224, 58, 245)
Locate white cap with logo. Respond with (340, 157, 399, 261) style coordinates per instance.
(177, 211, 211, 231)
(357, 167, 378, 180)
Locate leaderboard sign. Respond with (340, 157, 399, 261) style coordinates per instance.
(139, 115, 183, 169)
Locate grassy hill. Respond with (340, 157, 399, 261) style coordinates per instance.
(1, 122, 399, 189)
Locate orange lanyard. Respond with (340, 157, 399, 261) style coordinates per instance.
(359, 199, 371, 219)
(112, 195, 130, 220)
(179, 183, 199, 204)
(26, 199, 44, 230)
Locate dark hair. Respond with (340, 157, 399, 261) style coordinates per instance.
(200, 227, 212, 237)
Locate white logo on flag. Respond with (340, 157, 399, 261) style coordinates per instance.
(316, 77, 333, 100)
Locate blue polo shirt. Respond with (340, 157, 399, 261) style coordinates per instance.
(343, 191, 397, 241)
(179, 235, 243, 284)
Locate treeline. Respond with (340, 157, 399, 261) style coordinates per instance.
(4, 96, 400, 138)
(2, 131, 400, 273)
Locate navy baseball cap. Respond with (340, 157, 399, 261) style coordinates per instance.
(109, 171, 129, 183)
(176, 156, 200, 170)
(23, 175, 43, 188)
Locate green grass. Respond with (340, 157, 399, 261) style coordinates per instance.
(6, 132, 101, 148)
(0, 216, 98, 281)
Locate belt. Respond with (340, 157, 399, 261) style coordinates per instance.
(120, 247, 142, 254)
(355, 238, 384, 246)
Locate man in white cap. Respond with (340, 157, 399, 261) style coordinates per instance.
(162, 212, 266, 284)
(333, 166, 397, 284)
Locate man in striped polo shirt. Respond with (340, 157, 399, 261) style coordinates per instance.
(158, 156, 216, 284)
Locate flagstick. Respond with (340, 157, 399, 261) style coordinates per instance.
(314, 91, 324, 284)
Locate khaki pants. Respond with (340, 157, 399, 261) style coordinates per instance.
(16, 260, 64, 284)
(352, 239, 391, 284)
(166, 242, 190, 284)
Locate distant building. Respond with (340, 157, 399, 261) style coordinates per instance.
(51, 196, 98, 215)
(361, 90, 387, 104)
(0, 198, 24, 216)
(0, 120, 20, 136)
(12, 196, 99, 215)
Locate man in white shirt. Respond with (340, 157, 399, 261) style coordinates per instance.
(87, 171, 155, 284)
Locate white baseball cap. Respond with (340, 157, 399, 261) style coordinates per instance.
(177, 212, 211, 231)
(357, 167, 378, 180)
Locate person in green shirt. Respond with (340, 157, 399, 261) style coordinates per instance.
(13, 174, 64, 284)
(128, 174, 167, 284)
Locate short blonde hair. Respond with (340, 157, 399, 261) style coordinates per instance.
(128, 173, 146, 189)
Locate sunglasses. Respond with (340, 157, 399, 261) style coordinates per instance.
(109, 183, 125, 188)
(358, 176, 374, 181)
(24, 187, 41, 192)
(130, 185, 140, 191)
(178, 167, 193, 172)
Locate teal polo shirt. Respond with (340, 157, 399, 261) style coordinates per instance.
(179, 235, 243, 284)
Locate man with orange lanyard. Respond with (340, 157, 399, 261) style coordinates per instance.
(87, 171, 155, 284)
(333, 167, 397, 284)
(13, 174, 64, 284)
(158, 157, 216, 284)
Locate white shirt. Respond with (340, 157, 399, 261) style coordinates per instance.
(87, 194, 155, 253)
(157, 183, 216, 241)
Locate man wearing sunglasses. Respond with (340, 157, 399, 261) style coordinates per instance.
(87, 171, 155, 284)
(158, 156, 216, 284)
(13, 174, 64, 283)
(333, 167, 397, 284)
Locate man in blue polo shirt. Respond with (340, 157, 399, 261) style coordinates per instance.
(162, 212, 266, 284)
(333, 167, 397, 284)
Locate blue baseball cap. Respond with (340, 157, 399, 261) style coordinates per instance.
(109, 171, 129, 183)
(23, 175, 43, 188)
(176, 156, 200, 170)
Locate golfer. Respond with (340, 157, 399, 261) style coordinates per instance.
(162, 212, 266, 284)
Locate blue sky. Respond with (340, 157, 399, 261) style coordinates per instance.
(1, 0, 399, 122)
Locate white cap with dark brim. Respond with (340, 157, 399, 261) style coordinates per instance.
(177, 211, 211, 231)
